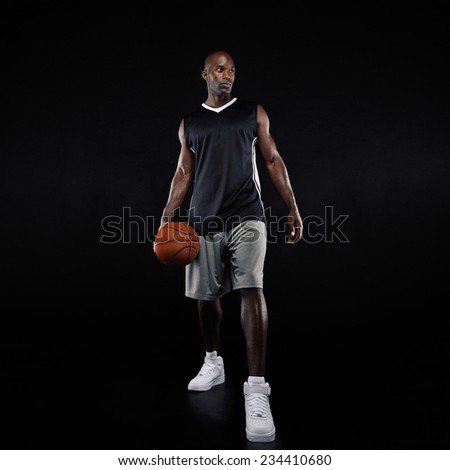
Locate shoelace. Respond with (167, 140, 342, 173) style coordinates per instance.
(246, 393, 269, 418)
(198, 361, 218, 377)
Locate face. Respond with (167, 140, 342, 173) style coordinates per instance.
(202, 53, 235, 96)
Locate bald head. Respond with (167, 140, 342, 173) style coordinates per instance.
(203, 50, 235, 72)
(201, 50, 236, 103)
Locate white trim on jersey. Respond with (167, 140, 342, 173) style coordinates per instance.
(202, 97, 237, 113)
(251, 137, 265, 212)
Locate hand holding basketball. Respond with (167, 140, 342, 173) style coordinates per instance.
(153, 222, 200, 267)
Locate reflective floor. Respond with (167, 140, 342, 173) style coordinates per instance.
(2, 308, 449, 450)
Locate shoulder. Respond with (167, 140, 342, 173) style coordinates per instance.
(183, 104, 204, 121)
(235, 98, 259, 110)
(235, 99, 267, 117)
(256, 103, 268, 116)
(234, 99, 260, 127)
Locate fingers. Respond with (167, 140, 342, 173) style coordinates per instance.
(287, 224, 302, 244)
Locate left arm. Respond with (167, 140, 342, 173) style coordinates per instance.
(256, 104, 303, 244)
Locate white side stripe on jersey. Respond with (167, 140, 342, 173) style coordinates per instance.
(251, 137, 265, 212)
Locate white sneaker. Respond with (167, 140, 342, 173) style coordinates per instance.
(244, 382, 276, 442)
(187, 356, 225, 391)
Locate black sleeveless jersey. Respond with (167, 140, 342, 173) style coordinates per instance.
(184, 98, 265, 235)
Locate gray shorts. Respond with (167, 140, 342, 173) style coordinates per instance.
(185, 220, 267, 300)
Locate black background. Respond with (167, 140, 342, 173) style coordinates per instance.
(1, 2, 449, 450)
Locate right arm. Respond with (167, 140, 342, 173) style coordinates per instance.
(159, 118, 195, 228)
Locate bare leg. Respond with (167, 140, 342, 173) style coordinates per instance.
(240, 287, 268, 376)
(187, 299, 225, 391)
(198, 299, 222, 353)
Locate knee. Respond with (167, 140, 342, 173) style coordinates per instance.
(198, 299, 222, 311)
(240, 287, 264, 300)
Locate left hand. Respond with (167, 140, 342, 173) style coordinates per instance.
(286, 208, 303, 244)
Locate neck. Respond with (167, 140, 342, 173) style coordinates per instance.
(204, 93, 233, 108)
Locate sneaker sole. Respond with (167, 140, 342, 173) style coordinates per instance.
(187, 374, 225, 391)
(246, 428, 276, 443)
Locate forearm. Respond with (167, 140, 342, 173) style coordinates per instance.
(265, 155, 298, 211)
(160, 169, 192, 225)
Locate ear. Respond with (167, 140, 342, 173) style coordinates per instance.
(201, 70, 208, 81)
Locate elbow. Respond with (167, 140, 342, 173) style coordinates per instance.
(184, 169, 194, 183)
(265, 154, 278, 171)
(178, 166, 193, 181)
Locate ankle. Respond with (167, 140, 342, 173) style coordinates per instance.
(205, 350, 218, 359)
(248, 375, 265, 385)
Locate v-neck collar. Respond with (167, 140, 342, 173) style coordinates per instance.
(202, 97, 237, 113)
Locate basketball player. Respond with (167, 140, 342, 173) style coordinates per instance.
(158, 50, 302, 443)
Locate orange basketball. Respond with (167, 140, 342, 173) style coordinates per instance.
(154, 222, 200, 267)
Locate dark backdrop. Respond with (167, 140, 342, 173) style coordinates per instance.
(1, 2, 449, 449)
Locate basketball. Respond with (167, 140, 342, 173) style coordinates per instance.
(154, 222, 200, 267)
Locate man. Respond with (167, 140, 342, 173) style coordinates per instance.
(158, 50, 302, 443)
